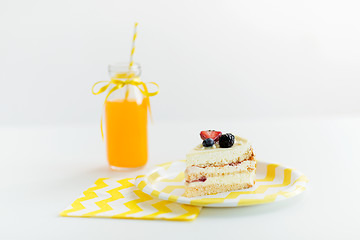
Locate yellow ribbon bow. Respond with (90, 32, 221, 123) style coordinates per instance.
(92, 73, 159, 139)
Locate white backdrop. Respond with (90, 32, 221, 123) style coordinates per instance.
(1, 0, 360, 125)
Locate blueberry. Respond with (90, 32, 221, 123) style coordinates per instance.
(202, 138, 215, 147)
(219, 133, 235, 148)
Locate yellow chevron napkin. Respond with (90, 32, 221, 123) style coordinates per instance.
(60, 178, 202, 221)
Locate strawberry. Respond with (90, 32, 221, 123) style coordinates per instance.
(200, 130, 222, 142)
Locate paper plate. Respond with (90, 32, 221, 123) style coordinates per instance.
(135, 160, 308, 207)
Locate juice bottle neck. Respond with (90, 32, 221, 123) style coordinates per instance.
(107, 63, 144, 104)
(108, 63, 141, 78)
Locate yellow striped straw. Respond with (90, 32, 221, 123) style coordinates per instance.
(129, 22, 138, 72)
(125, 22, 138, 99)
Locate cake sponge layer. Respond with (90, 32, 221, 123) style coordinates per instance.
(184, 171, 255, 198)
(185, 160, 256, 182)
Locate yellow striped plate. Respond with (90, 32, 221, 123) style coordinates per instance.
(135, 160, 308, 207)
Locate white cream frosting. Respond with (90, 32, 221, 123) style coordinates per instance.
(186, 136, 252, 167)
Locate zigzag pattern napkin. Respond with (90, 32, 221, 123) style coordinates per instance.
(60, 178, 202, 221)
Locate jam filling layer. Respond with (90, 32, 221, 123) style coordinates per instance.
(187, 176, 207, 183)
(185, 159, 256, 183)
(192, 151, 255, 169)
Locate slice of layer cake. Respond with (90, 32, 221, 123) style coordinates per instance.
(184, 130, 256, 198)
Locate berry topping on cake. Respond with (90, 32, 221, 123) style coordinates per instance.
(202, 138, 215, 147)
(200, 130, 222, 142)
(219, 133, 235, 148)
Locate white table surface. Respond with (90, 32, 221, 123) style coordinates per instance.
(1, 116, 360, 240)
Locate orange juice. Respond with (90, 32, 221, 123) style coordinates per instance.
(105, 98, 148, 169)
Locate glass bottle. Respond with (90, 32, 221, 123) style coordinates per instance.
(105, 63, 148, 170)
